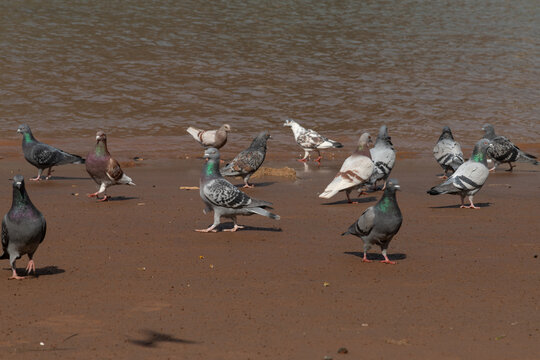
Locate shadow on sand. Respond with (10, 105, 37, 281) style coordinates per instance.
(128, 330, 197, 348)
(345, 251, 407, 262)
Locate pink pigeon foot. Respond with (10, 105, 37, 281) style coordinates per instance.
(195, 225, 218, 233)
(380, 259, 397, 264)
(297, 158, 308, 163)
(29, 176, 41, 181)
(362, 254, 373, 263)
(97, 195, 109, 202)
(460, 204, 480, 209)
(25, 260, 36, 275)
(9, 269, 26, 280)
(224, 224, 245, 232)
(242, 184, 255, 189)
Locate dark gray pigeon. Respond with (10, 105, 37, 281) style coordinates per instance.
(341, 179, 402, 264)
(17, 124, 85, 180)
(482, 123, 538, 171)
(369, 125, 396, 189)
(86, 131, 135, 201)
(220, 131, 271, 188)
(433, 126, 464, 178)
(1, 175, 46, 279)
(427, 139, 492, 209)
(197, 147, 280, 232)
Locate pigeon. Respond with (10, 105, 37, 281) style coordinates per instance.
(341, 178, 402, 264)
(220, 131, 271, 188)
(369, 125, 396, 189)
(17, 124, 85, 181)
(433, 126, 464, 178)
(85, 131, 135, 201)
(283, 119, 343, 164)
(1, 175, 46, 279)
(427, 139, 492, 209)
(197, 147, 279, 232)
(187, 124, 231, 149)
(482, 123, 538, 172)
(319, 132, 374, 203)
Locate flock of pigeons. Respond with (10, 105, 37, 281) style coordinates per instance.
(1, 121, 538, 279)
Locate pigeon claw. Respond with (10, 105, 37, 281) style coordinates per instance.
(380, 259, 397, 265)
(460, 204, 480, 209)
(25, 260, 36, 275)
(224, 225, 245, 232)
(361, 258, 373, 263)
(242, 184, 255, 189)
(297, 158, 308, 163)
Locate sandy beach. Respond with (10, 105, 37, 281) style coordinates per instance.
(0, 143, 539, 359)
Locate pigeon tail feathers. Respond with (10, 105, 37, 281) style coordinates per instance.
(248, 207, 280, 220)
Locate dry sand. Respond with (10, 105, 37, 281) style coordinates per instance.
(0, 146, 539, 359)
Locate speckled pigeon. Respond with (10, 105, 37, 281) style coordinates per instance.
(283, 119, 343, 164)
(319, 133, 374, 203)
(187, 124, 231, 149)
(17, 124, 85, 181)
(341, 178, 402, 264)
(85, 131, 135, 201)
(197, 147, 279, 232)
(221, 131, 271, 188)
(427, 139, 492, 209)
(433, 126, 464, 178)
(1, 175, 46, 279)
(369, 125, 396, 189)
(482, 123, 538, 171)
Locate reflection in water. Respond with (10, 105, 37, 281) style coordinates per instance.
(1, 0, 538, 157)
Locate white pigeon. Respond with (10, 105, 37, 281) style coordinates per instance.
(427, 139, 492, 209)
(187, 124, 231, 149)
(433, 126, 464, 178)
(369, 125, 396, 189)
(319, 133, 374, 203)
(283, 119, 343, 164)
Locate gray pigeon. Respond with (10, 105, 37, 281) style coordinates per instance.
(427, 139, 492, 209)
(433, 126, 464, 178)
(319, 132, 374, 203)
(482, 123, 538, 171)
(17, 124, 85, 180)
(341, 178, 402, 264)
(220, 131, 271, 188)
(197, 147, 280, 232)
(85, 131, 135, 201)
(369, 125, 396, 189)
(283, 119, 343, 164)
(187, 124, 231, 149)
(1, 175, 46, 279)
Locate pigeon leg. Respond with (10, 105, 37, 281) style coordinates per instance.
(30, 169, 43, 181)
(505, 163, 514, 172)
(297, 150, 309, 162)
(97, 195, 109, 202)
(380, 249, 396, 264)
(362, 252, 373, 263)
(346, 190, 358, 204)
(196, 213, 220, 232)
(25, 259, 36, 275)
(224, 217, 245, 232)
(45, 167, 54, 179)
(8, 261, 25, 280)
(461, 195, 480, 209)
(314, 150, 322, 165)
(242, 175, 254, 188)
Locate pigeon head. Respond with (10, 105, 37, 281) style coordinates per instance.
(12, 175, 24, 190)
(385, 178, 401, 193)
(357, 132, 372, 149)
(17, 124, 31, 134)
(439, 126, 454, 140)
(482, 124, 496, 139)
(376, 125, 392, 143)
(220, 124, 231, 133)
(203, 147, 220, 161)
(471, 139, 493, 163)
(283, 119, 297, 127)
(96, 131, 107, 142)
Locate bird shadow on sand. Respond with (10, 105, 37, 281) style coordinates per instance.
(127, 330, 197, 348)
(3, 265, 65, 278)
(321, 196, 377, 206)
(45, 176, 92, 181)
(104, 196, 139, 202)
(429, 202, 491, 209)
(345, 251, 407, 261)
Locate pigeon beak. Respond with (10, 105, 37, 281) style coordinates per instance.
(16, 129, 22, 134)
(394, 185, 401, 191)
(15, 181, 22, 188)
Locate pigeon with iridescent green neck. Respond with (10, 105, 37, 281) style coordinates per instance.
(341, 179, 402, 264)
(197, 147, 279, 232)
(1, 175, 47, 279)
(17, 124, 85, 181)
(85, 131, 135, 201)
(427, 139, 492, 209)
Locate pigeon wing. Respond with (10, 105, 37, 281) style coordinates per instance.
(203, 178, 252, 208)
(106, 157, 124, 182)
(353, 206, 376, 236)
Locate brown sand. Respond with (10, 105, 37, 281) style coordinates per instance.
(0, 151, 539, 359)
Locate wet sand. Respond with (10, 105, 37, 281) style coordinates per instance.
(0, 149, 539, 359)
